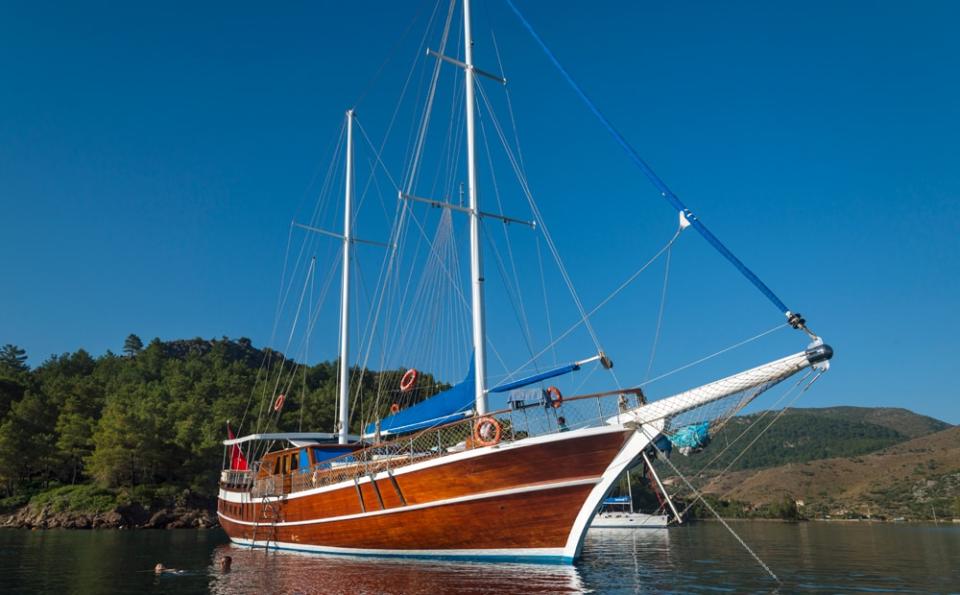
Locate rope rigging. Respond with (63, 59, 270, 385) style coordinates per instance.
(474, 80, 607, 360)
(637, 367, 826, 584)
(250, 0, 824, 456)
(645, 241, 673, 382)
(497, 226, 682, 386)
(502, 0, 814, 338)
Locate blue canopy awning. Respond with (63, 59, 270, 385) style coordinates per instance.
(364, 360, 475, 437)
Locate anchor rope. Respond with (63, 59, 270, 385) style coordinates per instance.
(640, 424, 782, 585)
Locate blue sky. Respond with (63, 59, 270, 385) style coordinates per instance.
(1, 1, 958, 423)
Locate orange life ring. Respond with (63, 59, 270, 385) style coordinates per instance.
(273, 393, 285, 412)
(390, 403, 400, 414)
(546, 386, 563, 409)
(473, 416, 502, 447)
(400, 368, 419, 392)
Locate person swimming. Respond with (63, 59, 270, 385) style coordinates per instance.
(153, 563, 185, 575)
(219, 556, 232, 573)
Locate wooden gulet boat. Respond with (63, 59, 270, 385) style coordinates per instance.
(219, 348, 831, 562)
(217, 0, 833, 564)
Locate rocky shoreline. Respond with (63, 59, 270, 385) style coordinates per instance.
(0, 504, 218, 530)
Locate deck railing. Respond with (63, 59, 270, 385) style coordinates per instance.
(251, 387, 643, 498)
(220, 469, 254, 489)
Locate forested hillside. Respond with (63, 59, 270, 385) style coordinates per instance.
(669, 408, 945, 475)
(0, 337, 429, 512)
(782, 406, 950, 438)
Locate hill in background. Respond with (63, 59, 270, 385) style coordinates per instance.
(784, 406, 951, 439)
(658, 407, 957, 520)
(698, 426, 960, 520)
(669, 406, 951, 477)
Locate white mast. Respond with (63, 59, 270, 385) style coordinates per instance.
(463, 0, 488, 415)
(338, 109, 355, 444)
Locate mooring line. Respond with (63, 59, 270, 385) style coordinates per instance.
(639, 425, 781, 585)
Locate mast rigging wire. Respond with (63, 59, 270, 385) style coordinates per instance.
(673, 370, 817, 518)
(640, 323, 788, 389)
(645, 244, 673, 381)
(238, 121, 347, 437)
(663, 369, 827, 566)
(502, 0, 797, 322)
(498, 226, 681, 385)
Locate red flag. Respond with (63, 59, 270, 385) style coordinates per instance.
(226, 422, 249, 471)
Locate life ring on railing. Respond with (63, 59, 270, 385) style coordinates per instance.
(390, 403, 401, 414)
(399, 369, 419, 392)
(473, 416, 502, 447)
(545, 386, 563, 409)
(273, 393, 286, 412)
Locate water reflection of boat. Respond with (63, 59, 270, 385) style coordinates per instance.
(208, 543, 584, 595)
(585, 526, 672, 552)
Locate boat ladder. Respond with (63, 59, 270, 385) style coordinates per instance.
(251, 495, 282, 551)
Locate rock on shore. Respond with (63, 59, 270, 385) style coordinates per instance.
(0, 503, 218, 530)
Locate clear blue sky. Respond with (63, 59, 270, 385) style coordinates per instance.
(1, 1, 958, 423)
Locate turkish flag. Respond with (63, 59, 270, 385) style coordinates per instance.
(226, 422, 249, 471)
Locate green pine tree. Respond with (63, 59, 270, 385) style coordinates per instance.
(0, 391, 58, 495)
(0, 344, 28, 374)
(122, 334, 143, 357)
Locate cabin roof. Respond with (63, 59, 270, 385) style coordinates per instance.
(222, 432, 361, 446)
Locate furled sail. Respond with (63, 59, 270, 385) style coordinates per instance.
(364, 361, 475, 438)
(488, 354, 600, 394)
(488, 362, 579, 393)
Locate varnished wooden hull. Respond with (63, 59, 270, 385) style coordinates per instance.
(218, 426, 636, 562)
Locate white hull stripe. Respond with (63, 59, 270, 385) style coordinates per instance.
(228, 537, 571, 564)
(218, 424, 627, 505)
(218, 476, 600, 527)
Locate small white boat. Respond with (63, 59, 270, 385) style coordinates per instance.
(590, 469, 670, 529)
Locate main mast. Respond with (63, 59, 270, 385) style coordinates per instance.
(463, 0, 488, 415)
(338, 109, 355, 444)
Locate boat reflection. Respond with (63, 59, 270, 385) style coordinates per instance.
(208, 544, 585, 594)
(586, 526, 672, 566)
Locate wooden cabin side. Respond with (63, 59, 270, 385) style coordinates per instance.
(221, 441, 360, 496)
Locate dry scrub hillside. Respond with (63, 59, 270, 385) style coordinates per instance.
(699, 426, 960, 519)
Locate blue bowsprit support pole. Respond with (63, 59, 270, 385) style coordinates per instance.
(503, 0, 811, 335)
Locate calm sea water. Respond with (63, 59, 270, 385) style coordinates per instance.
(1, 523, 958, 594)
